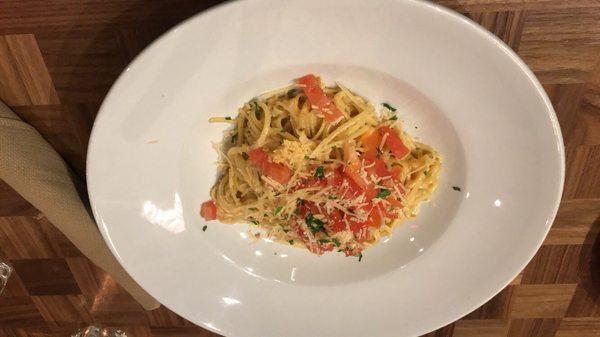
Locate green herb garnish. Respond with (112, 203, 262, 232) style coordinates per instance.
(328, 195, 337, 200)
(254, 102, 261, 119)
(225, 116, 232, 120)
(383, 103, 397, 112)
(274, 206, 283, 215)
(389, 115, 398, 121)
(376, 188, 391, 198)
(242, 152, 249, 160)
(318, 239, 330, 244)
(452, 186, 462, 191)
(315, 166, 325, 179)
(288, 240, 294, 245)
(305, 213, 325, 234)
(231, 133, 238, 144)
(332, 238, 341, 247)
(286, 88, 297, 98)
(202, 225, 207, 232)
(249, 207, 258, 211)
(250, 219, 259, 225)
(358, 253, 363, 262)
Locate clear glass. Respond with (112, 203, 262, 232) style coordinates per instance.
(72, 326, 128, 337)
(0, 261, 12, 295)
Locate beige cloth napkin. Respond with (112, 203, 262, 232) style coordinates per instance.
(0, 100, 159, 310)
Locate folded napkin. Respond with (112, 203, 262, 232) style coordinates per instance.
(0, 100, 159, 310)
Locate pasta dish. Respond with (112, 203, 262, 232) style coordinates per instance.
(200, 74, 441, 258)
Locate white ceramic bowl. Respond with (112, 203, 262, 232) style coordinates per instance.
(87, 0, 564, 336)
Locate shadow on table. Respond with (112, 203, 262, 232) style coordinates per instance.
(577, 215, 600, 307)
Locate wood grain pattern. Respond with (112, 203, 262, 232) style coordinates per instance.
(0, 1, 599, 336)
(507, 318, 562, 337)
(452, 320, 509, 337)
(0, 34, 59, 106)
(467, 10, 525, 50)
(510, 284, 578, 318)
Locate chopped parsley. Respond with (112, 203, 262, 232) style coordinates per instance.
(358, 253, 363, 262)
(274, 205, 283, 215)
(376, 188, 391, 198)
(318, 239, 330, 244)
(328, 195, 338, 200)
(305, 213, 325, 234)
(231, 133, 238, 144)
(242, 152, 249, 160)
(383, 103, 397, 112)
(315, 166, 325, 179)
(423, 170, 428, 176)
(249, 207, 258, 211)
(202, 225, 207, 232)
(282, 228, 289, 233)
(389, 115, 398, 121)
(225, 116, 232, 120)
(452, 186, 462, 191)
(288, 240, 294, 245)
(286, 88, 297, 98)
(250, 219, 259, 225)
(332, 238, 341, 247)
(254, 102, 262, 119)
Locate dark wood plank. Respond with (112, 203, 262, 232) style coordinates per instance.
(10, 259, 80, 296)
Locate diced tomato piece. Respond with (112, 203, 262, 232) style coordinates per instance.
(360, 131, 382, 160)
(266, 164, 293, 185)
(344, 163, 367, 190)
(248, 148, 293, 184)
(372, 159, 391, 177)
(378, 126, 410, 159)
(294, 176, 327, 191)
(365, 158, 391, 179)
(327, 167, 345, 187)
(391, 166, 403, 179)
(378, 203, 393, 220)
(247, 147, 269, 166)
(364, 207, 382, 228)
(386, 197, 403, 208)
(344, 164, 377, 200)
(296, 201, 320, 218)
(200, 200, 217, 221)
(348, 218, 366, 238)
(298, 74, 343, 122)
(327, 209, 346, 233)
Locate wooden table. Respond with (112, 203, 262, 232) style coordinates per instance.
(0, 1, 598, 336)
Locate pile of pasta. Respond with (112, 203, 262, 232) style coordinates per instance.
(200, 74, 441, 257)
